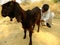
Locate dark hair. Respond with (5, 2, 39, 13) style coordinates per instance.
(42, 4, 49, 12)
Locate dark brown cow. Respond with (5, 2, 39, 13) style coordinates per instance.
(22, 7, 41, 45)
(31, 7, 41, 32)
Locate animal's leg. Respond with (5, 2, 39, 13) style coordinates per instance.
(33, 24, 35, 29)
(37, 24, 40, 32)
(23, 29, 27, 39)
(10, 18, 13, 21)
(37, 21, 40, 32)
(33, 24, 35, 30)
(29, 31, 32, 45)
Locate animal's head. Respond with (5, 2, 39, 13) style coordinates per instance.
(1, 1, 14, 17)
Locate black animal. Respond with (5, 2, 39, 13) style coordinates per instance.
(1, 1, 32, 45)
(1, 1, 41, 45)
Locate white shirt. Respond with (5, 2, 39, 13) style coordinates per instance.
(41, 9, 54, 25)
(41, 9, 50, 21)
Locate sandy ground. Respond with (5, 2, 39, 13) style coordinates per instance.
(0, 17, 60, 45)
(0, 2, 60, 45)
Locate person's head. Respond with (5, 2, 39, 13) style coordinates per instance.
(42, 4, 49, 13)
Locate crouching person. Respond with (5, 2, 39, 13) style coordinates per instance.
(41, 4, 54, 28)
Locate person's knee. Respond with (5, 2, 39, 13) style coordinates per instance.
(51, 12, 55, 18)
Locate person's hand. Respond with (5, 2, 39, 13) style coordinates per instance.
(41, 20, 45, 22)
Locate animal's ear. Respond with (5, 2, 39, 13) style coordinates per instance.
(1, 5, 3, 7)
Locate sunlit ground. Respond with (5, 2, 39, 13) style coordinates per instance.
(0, 1, 60, 45)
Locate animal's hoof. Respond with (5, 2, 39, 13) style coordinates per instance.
(29, 43, 32, 45)
(37, 30, 39, 32)
(23, 36, 26, 39)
